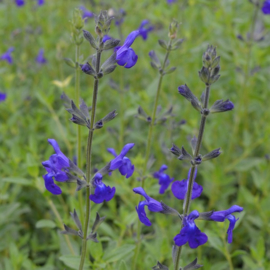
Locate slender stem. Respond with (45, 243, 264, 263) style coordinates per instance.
(174, 83, 211, 270)
(142, 39, 172, 187)
(227, 2, 260, 155)
(119, 68, 125, 148)
(78, 45, 102, 270)
(47, 199, 75, 255)
(132, 39, 173, 270)
(75, 44, 84, 225)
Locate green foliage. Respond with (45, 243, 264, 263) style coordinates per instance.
(0, 0, 270, 269)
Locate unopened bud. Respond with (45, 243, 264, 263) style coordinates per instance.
(169, 19, 179, 39)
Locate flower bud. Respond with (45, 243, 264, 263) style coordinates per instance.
(169, 19, 179, 39)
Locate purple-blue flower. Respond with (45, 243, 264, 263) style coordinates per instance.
(262, 0, 270, 14)
(108, 143, 135, 178)
(0, 92, 6, 102)
(115, 30, 140, 68)
(42, 139, 70, 182)
(89, 173, 116, 204)
(138, 20, 154, 40)
(80, 6, 93, 20)
(153, 165, 174, 194)
(174, 210, 208, 249)
(37, 0, 44, 5)
(15, 0, 24, 6)
(36, 49, 47, 64)
(103, 35, 112, 43)
(208, 205, 243, 243)
(167, 0, 177, 4)
(43, 173, 62, 195)
(171, 168, 203, 200)
(133, 187, 163, 226)
(0, 48, 14, 64)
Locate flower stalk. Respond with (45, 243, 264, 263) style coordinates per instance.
(75, 43, 84, 224)
(174, 83, 211, 270)
(78, 40, 102, 270)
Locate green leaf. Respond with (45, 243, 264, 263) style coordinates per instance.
(206, 231, 224, 254)
(2, 177, 32, 186)
(119, 260, 129, 270)
(36, 219, 56, 229)
(90, 240, 103, 261)
(231, 250, 247, 258)
(103, 244, 135, 263)
(234, 158, 263, 172)
(59, 255, 91, 269)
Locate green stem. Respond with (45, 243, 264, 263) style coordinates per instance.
(223, 239, 234, 270)
(78, 45, 102, 270)
(132, 39, 173, 270)
(142, 39, 172, 188)
(174, 83, 211, 270)
(47, 199, 75, 255)
(75, 44, 84, 225)
(119, 68, 125, 148)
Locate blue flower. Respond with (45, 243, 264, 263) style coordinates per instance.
(133, 187, 163, 226)
(37, 0, 44, 5)
(0, 48, 14, 64)
(210, 99, 234, 114)
(43, 173, 62, 195)
(138, 20, 154, 40)
(171, 168, 203, 200)
(36, 49, 47, 64)
(89, 173, 116, 204)
(42, 139, 70, 182)
(80, 6, 93, 20)
(167, 0, 177, 4)
(15, 0, 24, 6)
(103, 35, 112, 43)
(153, 165, 174, 194)
(0, 92, 6, 102)
(174, 210, 208, 249)
(108, 143, 135, 178)
(116, 30, 140, 68)
(262, 0, 270, 14)
(208, 205, 243, 243)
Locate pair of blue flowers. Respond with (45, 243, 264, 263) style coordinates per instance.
(0, 48, 46, 65)
(15, 0, 44, 6)
(42, 139, 135, 203)
(133, 185, 243, 248)
(153, 165, 203, 199)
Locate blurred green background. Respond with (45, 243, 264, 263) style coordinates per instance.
(0, 0, 270, 269)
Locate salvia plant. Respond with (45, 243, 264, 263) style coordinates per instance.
(132, 41, 244, 269)
(41, 10, 139, 269)
(40, 8, 244, 270)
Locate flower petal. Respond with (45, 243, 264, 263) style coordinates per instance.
(136, 201, 152, 226)
(226, 214, 238, 244)
(188, 228, 208, 249)
(48, 139, 69, 164)
(119, 143, 135, 157)
(43, 174, 62, 195)
(159, 164, 168, 173)
(133, 187, 150, 200)
(171, 180, 187, 200)
(107, 148, 117, 157)
(90, 183, 116, 204)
